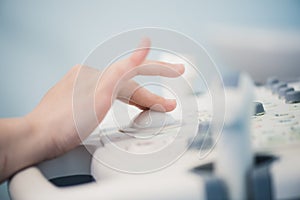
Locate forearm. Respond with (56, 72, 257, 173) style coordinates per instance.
(0, 117, 47, 183)
(0, 39, 184, 184)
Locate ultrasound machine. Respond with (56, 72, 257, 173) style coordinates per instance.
(8, 28, 300, 200)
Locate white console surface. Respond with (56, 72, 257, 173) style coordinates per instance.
(9, 77, 300, 200)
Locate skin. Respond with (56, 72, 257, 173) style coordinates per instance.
(0, 38, 184, 183)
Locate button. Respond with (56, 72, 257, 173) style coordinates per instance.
(285, 91, 300, 104)
(278, 119, 293, 123)
(277, 118, 298, 126)
(266, 77, 279, 87)
(274, 113, 295, 118)
(271, 81, 287, 93)
(278, 87, 294, 98)
(253, 102, 265, 116)
(291, 124, 300, 132)
(289, 104, 300, 111)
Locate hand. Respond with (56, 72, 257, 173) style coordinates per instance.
(0, 38, 184, 182)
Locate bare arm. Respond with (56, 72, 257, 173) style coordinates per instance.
(0, 38, 184, 183)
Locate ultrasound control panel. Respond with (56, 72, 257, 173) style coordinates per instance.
(251, 77, 300, 150)
(195, 77, 300, 152)
(8, 76, 300, 200)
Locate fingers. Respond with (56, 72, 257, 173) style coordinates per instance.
(118, 80, 177, 112)
(94, 38, 151, 122)
(129, 37, 151, 66)
(133, 62, 184, 78)
(97, 37, 185, 96)
(95, 38, 184, 120)
(131, 87, 177, 112)
(97, 38, 151, 93)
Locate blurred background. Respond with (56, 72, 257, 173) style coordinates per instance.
(1, 1, 300, 199)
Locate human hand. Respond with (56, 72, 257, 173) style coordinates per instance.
(0, 38, 184, 182)
(0, 39, 184, 182)
(26, 38, 184, 159)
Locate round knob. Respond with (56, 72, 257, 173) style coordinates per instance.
(285, 91, 300, 104)
(266, 77, 279, 87)
(278, 87, 294, 98)
(131, 110, 177, 129)
(253, 102, 265, 116)
(119, 110, 179, 138)
(272, 81, 287, 93)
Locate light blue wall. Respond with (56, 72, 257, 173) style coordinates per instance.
(1, 0, 300, 117)
(1, 1, 300, 199)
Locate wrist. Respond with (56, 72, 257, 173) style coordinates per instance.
(0, 117, 48, 182)
(24, 113, 51, 160)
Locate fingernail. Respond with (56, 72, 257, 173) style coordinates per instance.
(165, 99, 177, 111)
(138, 37, 151, 48)
(150, 104, 166, 112)
(174, 64, 185, 74)
(166, 99, 176, 103)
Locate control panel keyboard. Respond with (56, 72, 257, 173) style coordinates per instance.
(97, 78, 300, 155)
(251, 78, 300, 150)
(196, 78, 300, 152)
(10, 76, 300, 200)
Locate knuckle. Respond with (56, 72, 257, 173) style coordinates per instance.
(72, 64, 82, 72)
